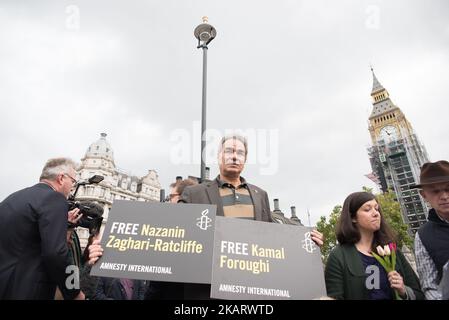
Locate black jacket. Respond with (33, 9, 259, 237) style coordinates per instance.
(0, 183, 79, 299)
(417, 209, 449, 282)
(180, 177, 272, 222)
(94, 277, 146, 300)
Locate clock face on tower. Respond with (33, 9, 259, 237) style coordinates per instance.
(379, 125, 398, 142)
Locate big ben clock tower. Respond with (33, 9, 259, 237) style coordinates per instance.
(367, 68, 430, 235)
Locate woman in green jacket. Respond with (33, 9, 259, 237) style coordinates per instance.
(325, 192, 424, 300)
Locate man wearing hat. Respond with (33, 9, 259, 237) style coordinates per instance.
(413, 160, 449, 300)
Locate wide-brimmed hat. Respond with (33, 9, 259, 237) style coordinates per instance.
(411, 160, 449, 189)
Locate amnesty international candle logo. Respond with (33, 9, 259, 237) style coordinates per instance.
(90, 201, 217, 284)
(211, 217, 326, 300)
(196, 209, 212, 231)
(301, 231, 317, 254)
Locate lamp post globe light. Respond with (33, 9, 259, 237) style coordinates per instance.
(194, 16, 216, 182)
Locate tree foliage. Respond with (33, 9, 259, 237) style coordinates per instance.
(376, 190, 413, 249)
(316, 205, 341, 264)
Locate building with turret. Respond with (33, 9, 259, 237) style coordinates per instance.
(75, 133, 161, 246)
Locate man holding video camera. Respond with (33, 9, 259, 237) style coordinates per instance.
(0, 157, 85, 300)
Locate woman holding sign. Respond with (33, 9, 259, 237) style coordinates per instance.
(325, 192, 423, 300)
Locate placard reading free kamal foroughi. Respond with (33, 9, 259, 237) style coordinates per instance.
(210, 217, 326, 299)
(90, 201, 216, 284)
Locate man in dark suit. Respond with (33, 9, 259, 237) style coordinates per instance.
(181, 135, 324, 246)
(0, 158, 85, 300)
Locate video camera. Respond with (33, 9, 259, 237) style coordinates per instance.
(68, 175, 104, 236)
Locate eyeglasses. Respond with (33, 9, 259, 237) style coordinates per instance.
(223, 148, 246, 158)
(63, 173, 78, 186)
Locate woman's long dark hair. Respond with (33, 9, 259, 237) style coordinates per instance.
(336, 192, 396, 250)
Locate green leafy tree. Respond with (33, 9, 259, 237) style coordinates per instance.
(316, 205, 341, 264)
(376, 191, 413, 250)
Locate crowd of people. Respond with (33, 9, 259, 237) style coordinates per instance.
(0, 135, 448, 300)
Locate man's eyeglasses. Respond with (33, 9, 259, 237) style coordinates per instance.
(223, 148, 246, 158)
(63, 173, 78, 186)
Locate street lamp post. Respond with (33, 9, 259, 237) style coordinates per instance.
(194, 16, 216, 182)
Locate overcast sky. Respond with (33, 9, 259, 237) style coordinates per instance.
(1, 0, 448, 225)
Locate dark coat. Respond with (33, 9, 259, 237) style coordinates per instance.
(417, 209, 449, 282)
(180, 178, 272, 222)
(0, 183, 79, 299)
(325, 244, 424, 300)
(94, 277, 147, 300)
(442, 262, 449, 300)
(79, 264, 99, 300)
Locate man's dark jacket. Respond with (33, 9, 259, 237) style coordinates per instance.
(0, 183, 79, 299)
(94, 277, 146, 300)
(417, 209, 449, 282)
(180, 177, 273, 222)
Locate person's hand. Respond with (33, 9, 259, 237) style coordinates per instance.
(88, 237, 104, 266)
(388, 271, 406, 297)
(74, 291, 85, 300)
(311, 229, 324, 247)
(68, 208, 82, 225)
